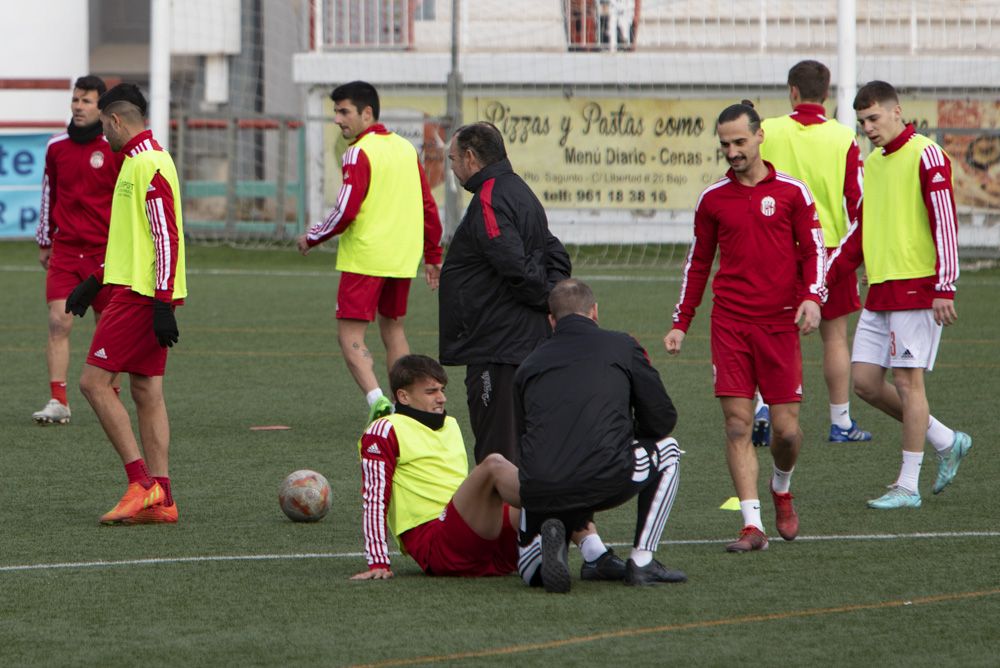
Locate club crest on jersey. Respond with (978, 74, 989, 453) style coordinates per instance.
(90, 151, 105, 169)
(760, 196, 776, 217)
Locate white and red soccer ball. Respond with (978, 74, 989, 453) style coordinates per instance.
(278, 469, 331, 522)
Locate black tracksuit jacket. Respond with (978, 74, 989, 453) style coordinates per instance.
(514, 314, 678, 513)
(438, 159, 571, 366)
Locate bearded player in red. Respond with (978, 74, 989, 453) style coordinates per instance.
(664, 102, 826, 553)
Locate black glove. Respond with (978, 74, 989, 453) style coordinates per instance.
(65, 275, 102, 317)
(152, 300, 179, 348)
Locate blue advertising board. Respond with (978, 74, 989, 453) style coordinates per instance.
(0, 133, 51, 239)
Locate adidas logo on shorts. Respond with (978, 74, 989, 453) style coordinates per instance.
(901, 349, 915, 360)
(94, 348, 108, 360)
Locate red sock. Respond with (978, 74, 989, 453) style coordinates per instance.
(124, 459, 154, 489)
(50, 381, 68, 406)
(152, 476, 173, 506)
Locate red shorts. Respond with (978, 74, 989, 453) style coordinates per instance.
(822, 248, 861, 320)
(46, 246, 111, 313)
(335, 272, 410, 321)
(711, 314, 803, 404)
(87, 287, 169, 376)
(400, 501, 518, 577)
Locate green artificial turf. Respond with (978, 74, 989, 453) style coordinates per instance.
(1, 240, 997, 667)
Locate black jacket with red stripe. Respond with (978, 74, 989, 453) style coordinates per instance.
(439, 158, 571, 366)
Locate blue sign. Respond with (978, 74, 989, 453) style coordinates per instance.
(0, 188, 41, 238)
(0, 133, 50, 239)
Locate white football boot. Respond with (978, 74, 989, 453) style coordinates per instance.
(32, 399, 71, 425)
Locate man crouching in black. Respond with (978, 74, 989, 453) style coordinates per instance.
(515, 279, 686, 592)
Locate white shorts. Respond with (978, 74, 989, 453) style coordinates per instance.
(851, 308, 942, 371)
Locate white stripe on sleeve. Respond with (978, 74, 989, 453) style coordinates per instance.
(146, 197, 172, 291)
(308, 183, 353, 240)
(673, 234, 697, 324)
(810, 227, 827, 301)
(361, 458, 391, 567)
(37, 173, 51, 244)
(930, 189, 959, 292)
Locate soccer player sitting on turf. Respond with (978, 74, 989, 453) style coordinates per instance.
(351, 354, 521, 579)
(516, 279, 686, 592)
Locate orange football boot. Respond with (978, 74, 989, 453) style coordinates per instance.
(99, 482, 165, 524)
(125, 503, 178, 525)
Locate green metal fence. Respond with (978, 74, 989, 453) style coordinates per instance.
(173, 114, 306, 241)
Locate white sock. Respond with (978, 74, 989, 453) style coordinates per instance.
(754, 391, 766, 413)
(365, 388, 384, 408)
(771, 465, 794, 494)
(830, 402, 852, 429)
(926, 416, 955, 453)
(896, 451, 924, 493)
(518, 534, 542, 586)
(629, 548, 653, 567)
(579, 533, 608, 562)
(740, 499, 764, 532)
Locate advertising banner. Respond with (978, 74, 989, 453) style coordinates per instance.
(0, 133, 48, 239)
(325, 95, 997, 215)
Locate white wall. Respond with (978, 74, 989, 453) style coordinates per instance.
(0, 0, 90, 126)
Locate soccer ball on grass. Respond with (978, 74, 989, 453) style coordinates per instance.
(278, 469, 331, 522)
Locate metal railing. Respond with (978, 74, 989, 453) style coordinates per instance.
(314, 0, 415, 49)
(310, 0, 1000, 53)
(172, 115, 307, 240)
(565, 0, 639, 52)
(640, 0, 1000, 53)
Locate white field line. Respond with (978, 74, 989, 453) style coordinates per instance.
(3, 531, 997, 574)
(0, 552, 365, 573)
